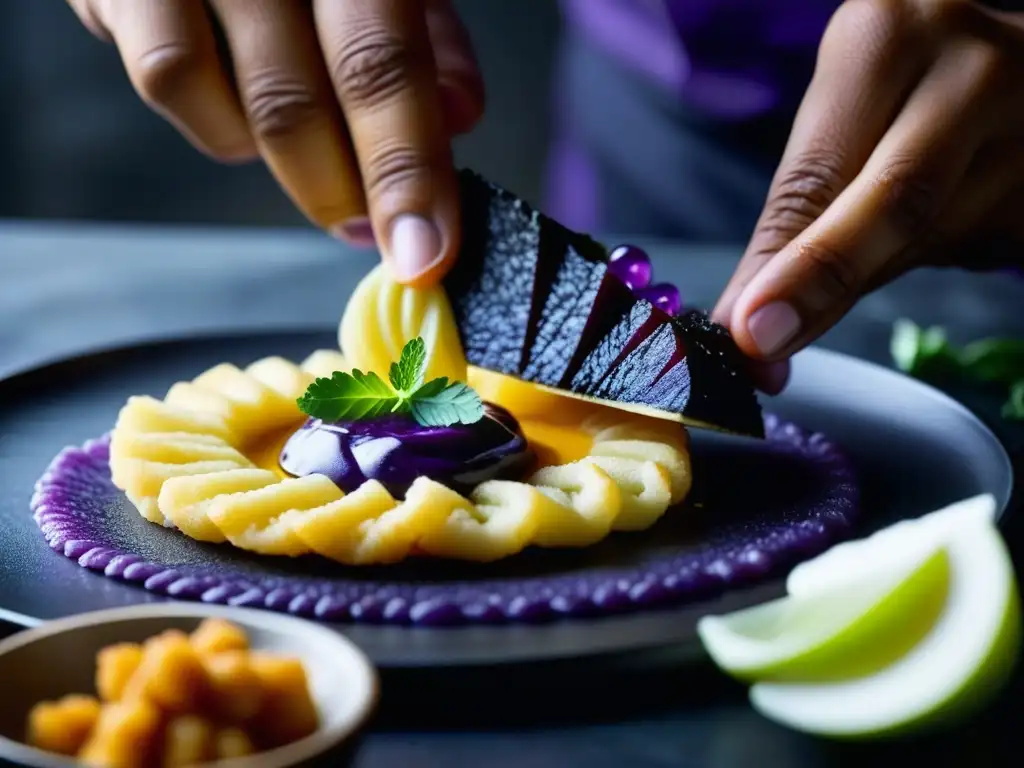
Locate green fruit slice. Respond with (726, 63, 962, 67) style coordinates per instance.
(696, 545, 951, 683)
(749, 515, 1020, 738)
(697, 493, 1019, 739)
(785, 494, 997, 598)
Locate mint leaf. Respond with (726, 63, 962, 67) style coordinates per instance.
(891, 319, 1024, 423)
(1002, 380, 1024, 420)
(958, 338, 1024, 385)
(389, 337, 427, 394)
(890, 318, 924, 373)
(409, 379, 484, 427)
(295, 335, 484, 427)
(296, 369, 399, 422)
(890, 319, 956, 375)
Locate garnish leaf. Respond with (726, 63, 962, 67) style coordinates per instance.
(890, 319, 957, 376)
(958, 338, 1024, 385)
(296, 336, 484, 427)
(389, 337, 427, 393)
(409, 379, 485, 427)
(296, 369, 399, 422)
(890, 319, 1024, 423)
(1002, 380, 1024, 420)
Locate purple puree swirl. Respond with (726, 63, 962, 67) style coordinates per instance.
(32, 414, 859, 627)
(279, 403, 531, 496)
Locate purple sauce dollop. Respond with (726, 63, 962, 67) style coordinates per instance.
(279, 404, 532, 496)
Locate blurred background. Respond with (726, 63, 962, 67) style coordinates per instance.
(0, 1, 561, 228)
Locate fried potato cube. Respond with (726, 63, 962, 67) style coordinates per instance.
(162, 715, 215, 768)
(26, 694, 101, 756)
(214, 727, 257, 760)
(76, 700, 161, 768)
(203, 651, 264, 723)
(249, 653, 320, 748)
(121, 630, 210, 713)
(96, 643, 144, 702)
(189, 618, 249, 656)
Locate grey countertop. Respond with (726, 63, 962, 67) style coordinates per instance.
(4, 219, 1024, 379)
(2, 220, 1024, 768)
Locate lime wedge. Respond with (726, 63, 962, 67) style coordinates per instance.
(750, 517, 1019, 737)
(785, 494, 997, 598)
(696, 546, 950, 683)
(697, 494, 1021, 738)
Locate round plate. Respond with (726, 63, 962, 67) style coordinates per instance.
(0, 331, 1013, 668)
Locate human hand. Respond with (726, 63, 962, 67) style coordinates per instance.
(713, 0, 1024, 394)
(67, 0, 484, 286)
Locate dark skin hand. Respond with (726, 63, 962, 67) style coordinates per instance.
(713, 0, 1024, 393)
(68, 0, 485, 286)
(70, 0, 1024, 395)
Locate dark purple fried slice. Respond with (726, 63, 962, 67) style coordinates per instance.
(654, 310, 764, 435)
(446, 169, 763, 436)
(445, 170, 607, 374)
(567, 305, 764, 437)
(521, 249, 636, 387)
(592, 322, 680, 402)
(568, 300, 663, 392)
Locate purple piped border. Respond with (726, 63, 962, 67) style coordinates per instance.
(31, 415, 859, 627)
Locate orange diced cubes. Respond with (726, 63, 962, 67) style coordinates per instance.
(249, 653, 320, 748)
(189, 618, 249, 656)
(162, 715, 215, 768)
(121, 630, 210, 713)
(96, 643, 144, 702)
(23, 618, 321, 767)
(76, 700, 162, 768)
(214, 727, 257, 760)
(26, 694, 102, 756)
(202, 650, 264, 724)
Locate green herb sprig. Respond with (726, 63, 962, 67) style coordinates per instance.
(296, 337, 484, 427)
(890, 318, 1024, 420)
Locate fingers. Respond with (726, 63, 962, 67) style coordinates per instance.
(425, 0, 486, 135)
(314, 0, 460, 287)
(66, 0, 111, 41)
(208, 0, 369, 238)
(713, 0, 924, 327)
(729, 43, 1002, 361)
(92, 0, 256, 161)
(918, 144, 1024, 271)
(748, 359, 792, 397)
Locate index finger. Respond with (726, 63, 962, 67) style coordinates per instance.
(712, 0, 924, 327)
(314, 0, 459, 287)
(730, 44, 1001, 360)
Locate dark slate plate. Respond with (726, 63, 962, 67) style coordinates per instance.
(0, 331, 1013, 668)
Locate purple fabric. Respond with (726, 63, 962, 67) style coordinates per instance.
(560, 0, 838, 119)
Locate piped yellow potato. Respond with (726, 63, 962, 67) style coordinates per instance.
(339, 265, 468, 384)
(107, 264, 695, 564)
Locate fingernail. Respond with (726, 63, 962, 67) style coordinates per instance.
(756, 359, 791, 395)
(747, 301, 801, 357)
(330, 218, 376, 247)
(389, 214, 443, 281)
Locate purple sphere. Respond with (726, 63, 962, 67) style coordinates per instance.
(280, 404, 531, 496)
(636, 283, 682, 317)
(608, 244, 653, 290)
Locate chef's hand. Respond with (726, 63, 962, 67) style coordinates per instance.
(714, 0, 1024, 394)
(68, 0, 483, 286)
